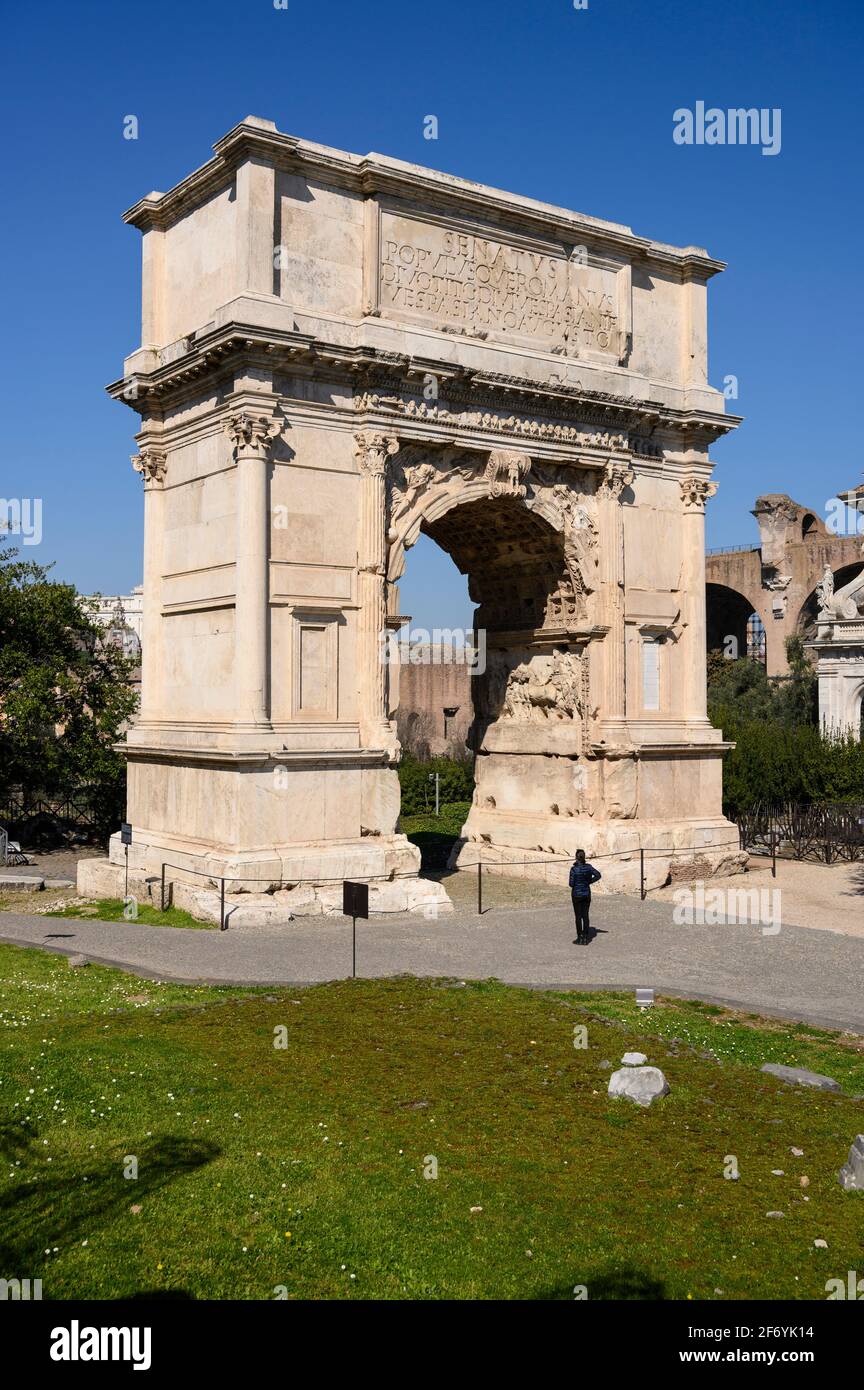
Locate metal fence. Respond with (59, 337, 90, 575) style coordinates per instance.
(737, 802, 864, 864)
(0, 788, 123, 845)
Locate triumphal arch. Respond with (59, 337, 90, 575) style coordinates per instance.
(80, 117, 743, 917)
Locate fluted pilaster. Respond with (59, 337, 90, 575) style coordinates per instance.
(597, 460, 634, 728)
(225, 410, 282, 728)
(132, 447, 167, 723)
(680, 474, 718, 721)
(356, 431, 399, 747)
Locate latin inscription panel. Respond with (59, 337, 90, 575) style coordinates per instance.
(379, 210, 623, 354)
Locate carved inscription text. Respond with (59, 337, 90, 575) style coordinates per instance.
(379, 216, 620, 352)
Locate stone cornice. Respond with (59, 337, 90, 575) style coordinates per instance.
(122, 117, 726, 279)
(122, 743, 391, 769)
(107, 324, 741, 447)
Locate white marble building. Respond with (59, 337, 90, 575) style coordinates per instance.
(85, 586, 143, 659)
(807, 483, 864, 739)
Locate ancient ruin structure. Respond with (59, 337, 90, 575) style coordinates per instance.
(806, 480, 864, 738)
(80, 117, 743, 916)
(706, 495, 864, 676)
(396, 646, 473, 758)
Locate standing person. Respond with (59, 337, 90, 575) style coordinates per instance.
(569, 849, 601, 945)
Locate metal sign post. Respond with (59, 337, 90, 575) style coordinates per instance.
(343, 881, 369, 978)
(120, 822, 132, 902)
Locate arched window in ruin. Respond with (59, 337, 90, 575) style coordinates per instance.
(746, 613, 766, 663)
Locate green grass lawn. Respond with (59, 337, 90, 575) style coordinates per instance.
(46, 899, 214, 930)
(0, 941, 862, 1300)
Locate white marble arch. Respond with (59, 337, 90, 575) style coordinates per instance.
(77, 116, 745, 914)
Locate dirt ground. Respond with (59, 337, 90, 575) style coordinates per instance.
(650, 855, 864, 938)
(0, 846, 104, 914)
(1, 845, 103, 881)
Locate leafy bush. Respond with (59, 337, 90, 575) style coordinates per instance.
(706, 637, 864, 815)
(398, 754, 474, 815)
(714, 718, 864, 817)
(707, 638, 817, 728)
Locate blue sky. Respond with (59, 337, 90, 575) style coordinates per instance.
(2, 0, 861, 633)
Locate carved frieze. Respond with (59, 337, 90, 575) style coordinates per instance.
(479, 648, 588, 727)
(355, 388, 640, 453)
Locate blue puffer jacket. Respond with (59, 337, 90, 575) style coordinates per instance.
(569, 861, 602, 898)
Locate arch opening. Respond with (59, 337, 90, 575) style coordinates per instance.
(423, 494, 579, 634)
(706, 582, 765, 665)
(392, 488, 594, 853)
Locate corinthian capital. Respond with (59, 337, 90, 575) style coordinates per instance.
(598, 461, 634, 499)
(225, 410, 283, 457)
(131, 448, 167, 488)
(680, 475, 719, 512)
(356, 431, 399, 476)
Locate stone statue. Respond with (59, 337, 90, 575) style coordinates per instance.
(816, 566, 835, 614)
(817, 549, 864, 620)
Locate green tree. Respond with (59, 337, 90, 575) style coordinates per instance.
(708, 636, 818, 731)
(0, 545, 138, 823)
(707, 637, 852, 813)
(398, 753, 474, 815)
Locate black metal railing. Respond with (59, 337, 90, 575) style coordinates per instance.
(0, 787, 124, 844)
(737, 802, 864, 864)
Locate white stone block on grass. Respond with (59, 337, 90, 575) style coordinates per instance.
(608, 1065, 670, 1107)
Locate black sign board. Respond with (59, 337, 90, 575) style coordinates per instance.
(343, 881, 369, 919)
(120, 822, 132, 846)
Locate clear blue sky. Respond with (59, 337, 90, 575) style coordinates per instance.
(2, 0, 861, 633)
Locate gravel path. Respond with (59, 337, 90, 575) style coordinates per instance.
(1, 894, 863, 1033)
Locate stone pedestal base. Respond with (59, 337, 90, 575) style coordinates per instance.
(451, 810, 745, 892)
(77, 829, 452, 923)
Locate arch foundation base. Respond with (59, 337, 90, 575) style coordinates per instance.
(451, 813, 746, 894)
(78, 829, 453, 922)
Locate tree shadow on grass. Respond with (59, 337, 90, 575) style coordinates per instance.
(534, 1265, 667, 1300)
(0, 1124, 220, 1273)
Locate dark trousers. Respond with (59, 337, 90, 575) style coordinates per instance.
(572, 895, 591, 937)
